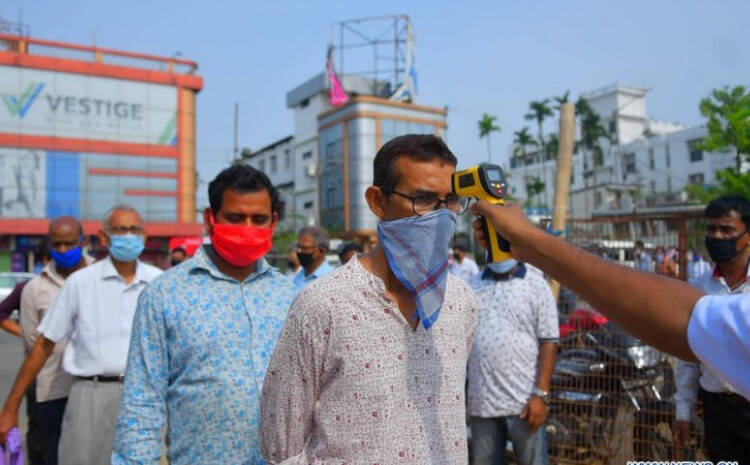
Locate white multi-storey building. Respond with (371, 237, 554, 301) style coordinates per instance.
(506, 83, 739, 219)
(244, 73, 446, 235)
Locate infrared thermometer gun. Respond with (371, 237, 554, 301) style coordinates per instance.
(451, 164, 513, 263)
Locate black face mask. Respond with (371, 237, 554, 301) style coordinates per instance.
(170, 259, 182, 267)
(453, 253, 461, 261)
(705, 232, 747, 264)
(297, 252, 316, 268)
(287, 260, 296, 269)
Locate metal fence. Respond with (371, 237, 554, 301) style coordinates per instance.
(546, 213, 709, 464)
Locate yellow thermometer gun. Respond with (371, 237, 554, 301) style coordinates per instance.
(452, 164, 513, 263)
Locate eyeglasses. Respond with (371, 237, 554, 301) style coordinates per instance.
(107, 225, 144, 235)
(379, 187, 470, 216)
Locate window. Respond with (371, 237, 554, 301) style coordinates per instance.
(648, 149, 654, 170)
(594, 191, 602, 208)
(650, 181, 656, 194)
(270, 155, 277, 173)
(608, 120, 617, 135)
(667, 176, 672, 192)
(259, 159, 266, 172)
(688, 139, 703, 162)
(688, 173, 705, 185)
(304, 201, 314, 209)
(284, 150, 291, 169)
(665, 145, 671, 168)
(299, 98, 309, 108)
(302, 151, 313, 160)
(623, 153, 636, 175)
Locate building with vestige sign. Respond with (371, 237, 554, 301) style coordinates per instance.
(0, 33, 203, 271)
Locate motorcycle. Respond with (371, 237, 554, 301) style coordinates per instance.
(547, 309, 675, 463)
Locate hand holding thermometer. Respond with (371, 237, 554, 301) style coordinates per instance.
(451, 164, 513, 263)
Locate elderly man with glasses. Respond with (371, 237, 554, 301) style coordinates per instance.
(0, 204, 162, 465)
(292, 226, 334, 291)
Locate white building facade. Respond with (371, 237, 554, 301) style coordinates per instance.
(506, 83, 738, 219)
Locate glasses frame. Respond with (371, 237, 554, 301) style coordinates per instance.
(379, 186, 471, 216)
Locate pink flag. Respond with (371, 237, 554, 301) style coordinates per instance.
(327, 48, 348, 106)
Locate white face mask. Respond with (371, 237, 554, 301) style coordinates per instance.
(487, 259, 518, 274)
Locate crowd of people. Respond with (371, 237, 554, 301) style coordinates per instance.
(0, 133, 746, 465)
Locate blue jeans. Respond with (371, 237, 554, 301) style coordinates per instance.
(470, 415, 548, 465)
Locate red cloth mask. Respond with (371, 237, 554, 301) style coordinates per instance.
(209, 215, 274, 267)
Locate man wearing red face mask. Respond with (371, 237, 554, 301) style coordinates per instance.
(112, 165, 296, 464)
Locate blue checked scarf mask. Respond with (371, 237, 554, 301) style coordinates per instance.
(377, 208, 458, 329)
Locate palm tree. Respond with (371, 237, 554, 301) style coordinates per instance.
(478, 113, 501, 163)
(513, 127, 538, 204)
(525, 99, 554, 207)
(575, 97, 608, 214)
(545, 133, 559, 160)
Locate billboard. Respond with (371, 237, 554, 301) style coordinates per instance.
(0, 147, 178, 222)
(0, 65, 178, 145)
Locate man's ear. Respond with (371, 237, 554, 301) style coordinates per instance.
(97, 229, 109, 248)
(203, 208, 214, 236)
(365, 185, 387, 220)
(270, 211, 279, 229)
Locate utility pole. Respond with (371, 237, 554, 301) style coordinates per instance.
(233, 102, 239, 161)
(549, 103, 576, 300)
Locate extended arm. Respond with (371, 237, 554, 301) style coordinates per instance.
(471, 201, 702, 361)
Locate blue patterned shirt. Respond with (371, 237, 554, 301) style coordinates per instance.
(112, 246, 295, 464)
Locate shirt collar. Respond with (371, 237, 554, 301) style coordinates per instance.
(43, 255, 95, 286)
(481, 263, 527, 281)
(101, 255, 150, 284)
(711, 259, 750, 284)
(296, 260, 334, 282)
(188, 245, 273, 283)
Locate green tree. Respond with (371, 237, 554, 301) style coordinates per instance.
(478, 113, 501, 164)
(513, 127, 538, 202)
(525, 99, 554, 206)
(545, 133, 559, 160)
(576, 97, 608, 178)
(685, 169, 750, 203)
(525, 176, 546, 207)
(698, 85, 750, 174)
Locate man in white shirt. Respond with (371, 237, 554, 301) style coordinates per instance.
(449, 240, 480, 281)
(468, 200, 750, 401)
(467, 261, 558, 465)
(0, 205, 162, 465)
(673, 195, 750, 463)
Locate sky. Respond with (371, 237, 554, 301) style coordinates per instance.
(3, 0, 750, 208)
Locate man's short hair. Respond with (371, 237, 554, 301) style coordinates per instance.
(338, 242, 363, 257)
(452, 236, 471, 252)
(634, 240, 645, 248)
(208, 164, 280, 215)
(298, 226, 330, 252)
(171, 247, 186, 256)
(103, 204, 141, 229)
(705, 195, 750, 229)
(373, 134, 457, 192)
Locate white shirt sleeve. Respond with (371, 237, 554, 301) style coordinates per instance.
(37, 276, 79, 343)
(687, 294, 750, 400)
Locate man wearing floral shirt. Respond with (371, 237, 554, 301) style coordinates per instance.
(113, 165, 296, 464)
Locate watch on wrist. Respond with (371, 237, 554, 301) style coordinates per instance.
(531, 387, 550, 405)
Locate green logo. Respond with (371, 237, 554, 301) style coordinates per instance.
(2, 82, 45, 118)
